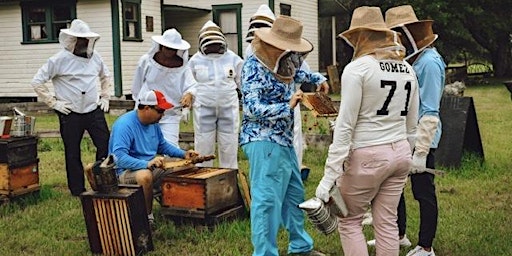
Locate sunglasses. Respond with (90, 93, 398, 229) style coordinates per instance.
(150, 106, 165, 114)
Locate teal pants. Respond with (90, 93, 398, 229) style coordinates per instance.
(242, 141, 313, 256)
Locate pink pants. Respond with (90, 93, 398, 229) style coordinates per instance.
(336, 140, 411, 256)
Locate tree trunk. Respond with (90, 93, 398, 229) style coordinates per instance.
(491, 35, 512, 78)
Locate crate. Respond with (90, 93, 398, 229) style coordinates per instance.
(0, 158, 39, 200)
(160, 167, 242, 218)
(80, 184, 153, 256)
(0, 136, 38, 166)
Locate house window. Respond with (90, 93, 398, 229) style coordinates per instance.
(213, 4, 242, 56)
(280, 4, 291, 16)
(122, 0, 142, 41)
(21, 0, 76, 43)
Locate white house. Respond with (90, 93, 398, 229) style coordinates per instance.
(0, 0, 319, 99)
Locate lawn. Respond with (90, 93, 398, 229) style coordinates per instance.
(0, 80, 511, 255)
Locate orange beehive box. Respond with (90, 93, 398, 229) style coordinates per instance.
(0, 159, 39, 199)
(161, 167, 241, 217)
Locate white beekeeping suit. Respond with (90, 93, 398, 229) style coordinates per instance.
(188, 20, 243, 168)
(131, 28, 195, 147)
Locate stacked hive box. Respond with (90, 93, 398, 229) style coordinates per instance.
(160, 167, 246, 225)
(0, 136, 39, 202)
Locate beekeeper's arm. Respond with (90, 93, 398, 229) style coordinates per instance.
(31, 59, 72, 115)
(97, 56, 112, 112)
(411, 63, 444, 173)
(315, 70, 361, 202)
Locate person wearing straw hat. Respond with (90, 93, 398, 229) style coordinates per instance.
(244, 5, 323, 177)
(31, 19, 111, 196)
(187, 21, 243, 169)
(314, 6, 419, 256)
(381, 5, 446, 256)
(109, 90, 199, 225)
(131, 28, 196, 147)
(240, 15, 329, 256)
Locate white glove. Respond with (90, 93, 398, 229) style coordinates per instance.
(315, 176, 335, 203)
(98, 97, 110, 112)
(410, 152, 427, 174)
(414, 115, 439, 155)
(181, 108, 190, 124)
(53, 101, 73, 115)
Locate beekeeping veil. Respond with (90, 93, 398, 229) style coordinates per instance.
(245, 4, 276, 43)
(339, 6, 405, 61)
(198, 20, 227, 55)
(59, 19, 100, 58)
(147, 28, 191, 63)
(253, 15, 313, 83)
(385, 5, 438, 60)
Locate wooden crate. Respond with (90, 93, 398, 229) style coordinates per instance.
(80, 185, 153, 256)
(160, 168, 242, 218)
(0, 136, 38, 165)
(0, 158, 39, 199)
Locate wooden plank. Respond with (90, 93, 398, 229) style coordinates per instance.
(0, 164, 9, 190)
(7, 162, 39, 190)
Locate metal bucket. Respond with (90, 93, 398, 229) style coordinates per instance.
(299, 197, 338, 235)
(92, 155, 118, 194)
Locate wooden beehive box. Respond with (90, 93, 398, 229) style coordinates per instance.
(0, 158, 39, 199)
(161, 167, 241, 218)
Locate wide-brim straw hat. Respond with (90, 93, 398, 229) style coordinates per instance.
(60, 19, 99, 38)
(339, 6, 392, 45)
(385, 5, 437, 51)
(152, 28, 190, 50)
(255, 15, 313, 53)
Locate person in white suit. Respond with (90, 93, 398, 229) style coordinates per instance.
(188, 21, 244, 169)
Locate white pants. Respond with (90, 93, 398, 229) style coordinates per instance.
(193, 105, 239, 169)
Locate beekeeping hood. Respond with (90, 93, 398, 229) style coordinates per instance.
(385, 5, 438, 60)
(147, 28, 191, 63)
(253, 15, 313, 83)
(59, 19, 100, 58)
(339, 6, 405, 61)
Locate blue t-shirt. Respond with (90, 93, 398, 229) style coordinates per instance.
(413, 47, 446, 148)
(108, 110, 185, 175)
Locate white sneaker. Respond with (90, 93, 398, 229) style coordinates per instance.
(362, 212, 373, 225)
(406, 245, 435, 256)
(366, 234, 411, 247)
(399, 234, 412, 247)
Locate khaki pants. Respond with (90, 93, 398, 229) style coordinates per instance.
(118, 167, 171, 193)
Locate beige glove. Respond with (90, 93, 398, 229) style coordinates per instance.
(411, 115, 439, 173)
(33, 83, 56, 107)
(99, 76, 112, 100)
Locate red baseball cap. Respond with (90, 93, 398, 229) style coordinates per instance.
(138, 90, 173, 110)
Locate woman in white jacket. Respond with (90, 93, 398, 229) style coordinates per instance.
(131, 28, 196, 147)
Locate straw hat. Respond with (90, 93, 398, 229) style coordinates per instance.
(254, 15, 312, 53)
(60, 19, 99, 38)
(152, 28, 190, 50)
(245, 4, 275, 42)
(339, 6, 391, 46)
(385, 5, 438, 55)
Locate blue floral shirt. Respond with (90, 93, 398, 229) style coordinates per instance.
(240, 56, 327, 147)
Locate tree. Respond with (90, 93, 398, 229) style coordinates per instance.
(318, 0, 512, 77)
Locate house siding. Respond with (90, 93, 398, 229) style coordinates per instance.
(0, 0, 320, 98)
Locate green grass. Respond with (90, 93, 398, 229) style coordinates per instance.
(1, 81, 512, 255)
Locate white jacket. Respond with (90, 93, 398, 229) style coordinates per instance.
(131, 52, 196, 124)
(188, 50, 243, 107)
